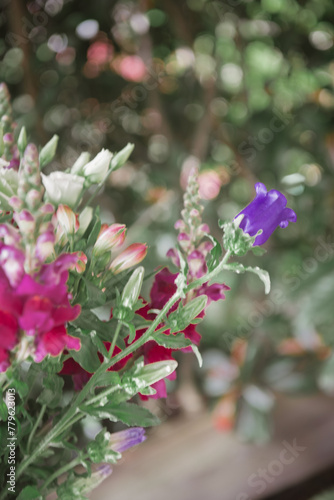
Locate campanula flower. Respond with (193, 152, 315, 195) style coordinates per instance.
(109, 427, 146, 453)
(236, 182, 297, 246)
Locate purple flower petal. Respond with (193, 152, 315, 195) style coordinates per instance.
(236, 182, 297, 246)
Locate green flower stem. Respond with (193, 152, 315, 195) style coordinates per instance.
(103, 290, 182, 369)
(41, 453, 87, 494)
(16, 362, 107, 481)
(108, 321, 122, 359)
(27, 404, 46, 454)
(16, 250, 231, 482)
(84, 383, 120, 407)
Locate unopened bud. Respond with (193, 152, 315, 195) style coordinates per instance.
(82, 148, 113, 184)
(93, 223, 126, 256)
(109, 243, 147, 274)
(39, 134, 59, 168)
(71, 151, 91, 175)
(17, 126, 27, 155)
(110, 143, 134, 172)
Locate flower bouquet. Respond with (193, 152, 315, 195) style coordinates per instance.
(0, 83, 296, 499)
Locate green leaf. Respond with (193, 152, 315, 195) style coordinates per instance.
(70, 328, 101, 373)
(9, 379, 28, 399)
(86, 216, 102, 248)
(72, 310, 115, 342)
(206, 235, 223, 272)
(90, 330, 109, 358)
(0, 400, 8, 421)
(104, 402, 160, 426)
(124, 321, 136, 344)
(225, 263, 271, 294)
(154, 332, 192, 349)
(245, 266, 271, 294)
(94, 371, 121, 388)
(84, 402, 159, 427)
(191, 345, 203, 367)
(166, 295, 207, 333)
(83, 279, 106, 308)
(17, 486, 42, 500)
(37, 374, 64, 408)
(251, 246, 267, 256)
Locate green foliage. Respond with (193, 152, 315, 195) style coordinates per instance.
(166, 295, 207, 333)
(83, 402, 160, 427)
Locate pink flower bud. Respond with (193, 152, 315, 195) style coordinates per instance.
(93, 223, 126, 256)
(40, 203, 55, 215)
(36, 232, 55, 262)
(3, 133, 14, 144)
(109, 243, 147, 274)
(188, 250, 207, 278)
(174, 219, 186, 230)
(69, 251, 88, 273)
(189, 208, 200, 218)
(177, 232, 191, 251)
(56, 204, 79, 234)
(0, 224, 20, 246)
(9, 196, 23, 211)
(26, 189, 43, 210)
(13, 210, 35, 234)
(166, 248, 180, 267)
(35, 231, 55, 262)
(0, 244, 25, 286)
(197, 240, 214, 256)
(198, 223, 210, 234)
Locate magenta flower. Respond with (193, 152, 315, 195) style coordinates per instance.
(34, 324, 80, 362)
(0, 250, 81, 370)
(0, 310, 19, 371)
(236, 183, 297, 246)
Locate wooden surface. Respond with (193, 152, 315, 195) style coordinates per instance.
(92, 395, 334, 500)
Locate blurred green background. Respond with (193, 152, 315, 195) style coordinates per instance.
(1, 0, 334, 443)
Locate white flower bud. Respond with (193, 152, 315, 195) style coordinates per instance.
(71, 152, 91, 175)
(39, 135, 59, 168)
(82, 149, 113, 184)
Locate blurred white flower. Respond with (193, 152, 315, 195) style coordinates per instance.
(41, 171, 84, 207)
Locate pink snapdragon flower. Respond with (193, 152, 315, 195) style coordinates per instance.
(0, 249, 81, 371)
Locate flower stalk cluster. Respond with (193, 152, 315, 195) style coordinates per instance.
(0, 83, 297, 499)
